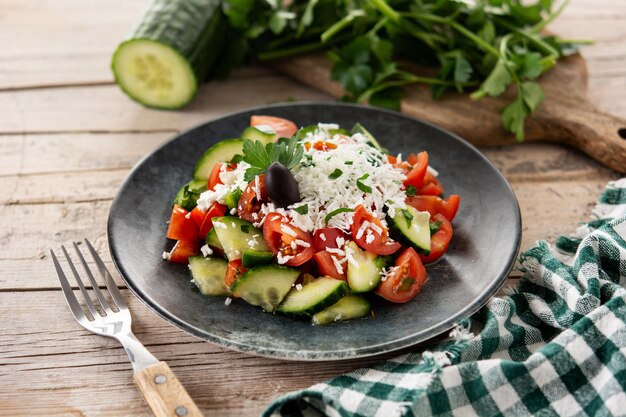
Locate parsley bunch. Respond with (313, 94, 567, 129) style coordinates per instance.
(221, 0, 586, 140)
(242, 136, 304, 181)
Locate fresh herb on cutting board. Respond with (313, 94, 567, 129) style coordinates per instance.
(112, 0, 587, 140)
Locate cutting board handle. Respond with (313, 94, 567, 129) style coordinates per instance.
(538, 99, 626, 173)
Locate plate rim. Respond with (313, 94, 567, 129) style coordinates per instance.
(107, 101, 522, 361)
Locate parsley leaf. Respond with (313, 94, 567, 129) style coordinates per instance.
(401, 208, 414, 228)
(329, 168, 343, 179)
(406, 185, 417, 197)
(293, 204, 308, 215)
(242, 137, 304, 182)
(429, 220, 442, 235)
(356, 173, 372, 193)
(324, 208, 354, 225)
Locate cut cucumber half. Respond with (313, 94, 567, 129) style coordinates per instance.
(111, 0, 225, 109)
(240, 126, 278, 144)
(193, 138, 244, 179)
(312, 294, 371, 325)
(389, 206, 431, 254)
(212, 217, 269, 261)
(231, 265, 299, 312)
(345, 241, 383, 293)
(242, 249, 274, 268)
(276, 277, 349, 318)
(188, 256, 230, 296)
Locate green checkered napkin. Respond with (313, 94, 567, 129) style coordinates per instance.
(264, 178, 626, 417)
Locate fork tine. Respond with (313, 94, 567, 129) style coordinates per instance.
(72, 242, 112, 313)
(84, 238, 127, 310)
(51, 250, 88, 322)
(60, 245, 99, 318)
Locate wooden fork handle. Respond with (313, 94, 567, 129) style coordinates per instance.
(134, 362, 203, 417)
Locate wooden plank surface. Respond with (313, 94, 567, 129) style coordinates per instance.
(0, 0, 624, 416)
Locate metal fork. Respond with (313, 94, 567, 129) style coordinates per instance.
(51, 239, 203, 417)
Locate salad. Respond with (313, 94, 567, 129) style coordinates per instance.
(163, 115, 460, 325)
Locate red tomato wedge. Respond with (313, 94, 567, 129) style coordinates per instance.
(263, 213, 314, 266)
(250, 115, 298, 138)
(406, 195, 460, 221)
(166, 205, 198, 241)
(238, 175, 267, 223)
(313, 250, 346, 280)
(189, 206, 206, 228)
(225, 259, 247, 291)
(417, 172, 444, 196)
(167, 240, 200, 264)
(403, 151, 428, 189)
(198, 203, 228, 239)
(208, 163, 236, 191)
(313, 227, 346, 252)
(375, 247, 426, 303)
(351, 205, 401, 255)
(420, 214, 453, 264)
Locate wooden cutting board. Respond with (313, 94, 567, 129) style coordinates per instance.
(273, 53, 626, 173)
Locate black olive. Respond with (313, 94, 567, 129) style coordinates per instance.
(265, 162, 301, 208)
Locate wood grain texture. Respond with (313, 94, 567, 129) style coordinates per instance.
(0, 0, 624, 416)
(134, 362, 203, 417)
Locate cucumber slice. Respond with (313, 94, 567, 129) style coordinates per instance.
(212, 217, 269, 261)
(231, 265, 299, 312)
(240, 126, 278, 144)
(389, 206, 431, 254)
(111, 0, 226, 109)
(294, 125, 350, 141)
(345, 241, 383, 293)
(205, 228, 223, 250)
(193, 138, 244, 179)
(224, 187, 243, 211)
(276, 278, 349, 318)
(312, 295, 371, 325)
(173, 179, 208, 210)
(242, 249, 274, 268)
(188, 256, 230, 296)
(351, 123, 387, 152)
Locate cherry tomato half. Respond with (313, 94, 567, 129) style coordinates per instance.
(250, 115, 298, 138)
(263, 213, 314, 266)
(313, 227, 346, 252)
(198, 203, 228, 239)
(313, 250, 346, 280)
(225, 259, 247, 291)
(403, 151, 428, 189)
(419, 214, 453, 264)
(208, 163, 236, 191)
(166, 205, 198, 241)
(238, 175, 267, 223)
(375, 247, 426, 303)
(351, 205, 401, 256)
(406, 195, 460, 221)
(417, 172, 444, 196)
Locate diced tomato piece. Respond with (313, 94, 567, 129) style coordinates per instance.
(166, 205, 198, 241)
(263, 213, 314, 266)
(198, 203, 228, 239)
(419, 214, 453, 264)
(224, 259, 247, 294)
(406, 195, 460, 221)
(250, 115, 298, 138)
(313, 227, 346, 252)
(351, 205, 401, 255)
(403, 151, 428, 189)
(238, 175, 267, 223)
(375, 247, 426, 303)
(190, 207, 205, 228)
(417, 172, 444, 196)
(167, 240, 200, 264)
(313, 250, 346, 280)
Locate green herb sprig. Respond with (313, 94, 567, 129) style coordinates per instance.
(241, 137, 304, 182)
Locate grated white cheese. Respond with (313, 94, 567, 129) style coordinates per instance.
(230, 208, 237, 215)
(200, 244, 213, 257)
(277, 252, 293, 264)
(184, 212, 191, 219)
(335, 236, 345, 248)
(280, 224, 297, 237)
(213, 221, 227, 229)
(330, 255, 344, 274)
(197, 161, 251, 211)
(295, 239, 310, 248)
(295, 283, 303, 291)
(224, 297, 232, 306)
(319, 233, 327, 241)
(162, 251, 171, 260)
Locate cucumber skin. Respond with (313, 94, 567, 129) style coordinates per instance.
(231, 265, 299, 313)
(112, 0, 224, 109)
(312, 295, 372, 325)
(388, 208, 431, 255)
(276, 279, 350, 319)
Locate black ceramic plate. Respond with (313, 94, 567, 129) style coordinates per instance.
(108, 102, 521, 361)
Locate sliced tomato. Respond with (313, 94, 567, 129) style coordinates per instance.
(406, 194, 460, 221)
(417, 172, 444, 196)
(198, 203, 228, 239)
(313, 227, 346, 252)
(403, 151, 428, 189)
(167, 240, 200, 264)
(166, 205, 198, 241)
(208, 163, 236, 191)
(224, 259, 247, 292)
(313, 250, 346, 280)
(351, 205, 401, 255)
(250, 115, 298, 138)
(238, 175, 267, 223)
(189, 206, 206, 228)
(263, 213, 314, 266)
(375, 247, 426, 303)
(420, 214, 453, 264)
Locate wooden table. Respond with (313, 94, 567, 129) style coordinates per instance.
(1, 1, 624, 415)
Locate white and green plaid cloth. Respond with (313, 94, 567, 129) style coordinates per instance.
(264, 178, 626, 417)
